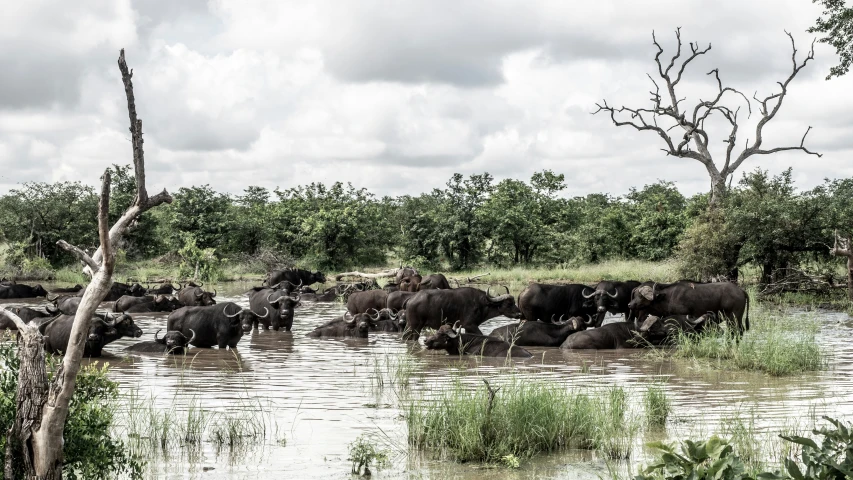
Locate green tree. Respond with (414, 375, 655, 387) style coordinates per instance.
(165, 185, 233, 252)
(227, 186, 272, 255)
(808, 0, 853, 79)
(439, 173, 493, 270)
(625, 181, 688, 261)
(395, 192, 445, 269)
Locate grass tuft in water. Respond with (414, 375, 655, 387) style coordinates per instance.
(643, 382, 670, 428)
(406, 376, 639, 466)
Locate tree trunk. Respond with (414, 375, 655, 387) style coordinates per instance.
(829, 230, 853, 301)
(846, 256, 853, 301)
(709, 174, 727, 210)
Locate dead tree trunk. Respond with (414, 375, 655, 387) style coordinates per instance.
(0, 49, 171, 479)
(830, 230, 853, 301)
(593, 28, 821, 209)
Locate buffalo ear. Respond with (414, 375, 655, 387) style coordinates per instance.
(655, 293, 665, 301)
(639, 286, 654, 301)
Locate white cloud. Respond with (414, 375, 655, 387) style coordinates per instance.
(0, 0, 850, 202)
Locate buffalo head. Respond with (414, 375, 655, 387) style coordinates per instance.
(424, 321, 464, 351)
(484, 286, 521, 319)
(627, 285, 663, 311)
(155, 328, 196, 354)
(32, 284, 48, 297)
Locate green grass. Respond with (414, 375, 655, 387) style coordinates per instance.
(643, 382, 671, 428)
(669, 302, 826, 376)
(405, 376, 640, 466)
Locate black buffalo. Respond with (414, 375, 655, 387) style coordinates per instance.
(395, 267, 419, 284)
(145, 282, 182, 295)
(167, 302, 257, 348)
(559, 322, 657, 350)
(50, 295, 81, 315)
(488, 316, 591, 347)
(0, 283, 48, 299)
(51, 284, 85, 294)
(114, 295, 155, 312)
(41, 313, 143, 357)
(518, 283, 597, 324)
(299, 287, 339, 302)
(417, 273, 451, 291)
(383, 282, 400, 293)
(587, 280, 642, 328)
(403, 287, 521, 339)
(177, 285, 217, 307)
(247, 288, 300, 331)
(125, 329, 195, 355)
(399, 274, 423, 292)
(267, 268, 326, 287)
(346, 290, 388, 314)
(627, 282, 749, 335)
(638, 312, 716, 338)
(0, 307, 55, 329)
(124, 296, 183, 313)
(386, 291, 415, 313)
(366, 308, 406, 332)
(77, 281, 147, 301)
(424, 322, 533, 358)
(307, 313, 372, 338)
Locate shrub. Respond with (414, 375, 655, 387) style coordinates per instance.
(0, 343, 144, 479)
(635, 436, 756, 480)
(675, 208, 740, 281)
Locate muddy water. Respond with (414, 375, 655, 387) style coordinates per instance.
(3, 283, 853, 479)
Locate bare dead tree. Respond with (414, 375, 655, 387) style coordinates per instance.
(830, 229, 853, 300)
(0, 49, 171, 479)
(593, 28, 821, 208)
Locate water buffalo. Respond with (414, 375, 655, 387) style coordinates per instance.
(0, 278, 13, 286)
(638, 312, 716, 338)
(395, 267, 419, 284)
(124, 296, 183, 313)
(41, 313, 143, 357)
(114, 295, 155, 312)
(125, 329, 195, 355)
(76, 281, 147, 301)
(417, 273, 451, 291)
(627, 282, 749, 335)
(518, 283, 597, 324)
(177, 285, 217, 307)
(386, 291, 415, 313)
(383, 282, 401, 293)
(424, 322, 533, 358)
(299, 286, 339, 302)
(0, 307, 55, 329)
(167, 302, 257, 348)
(0, 283, 48, 299)
(403, 287, 521, 339)
(586, 280, 642, 327)
(145, 282, 182, 295)
(51, 284, 85, 294)
(366, 308, 406, 332)
(399, 275, 423, 292)
(347, 290, 388, 315)
(307, 313, 372, 338)
(49, 295, 81, 315)
(488, 316, 592, 347)
(560, 322, 656, 350)
(267, 268, 326, 287)
(247, 288, 300, 331)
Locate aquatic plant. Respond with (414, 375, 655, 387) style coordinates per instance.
(406, 376, 639, 466)
(644, 382, 671, 428)
(348, 433, 391, 476)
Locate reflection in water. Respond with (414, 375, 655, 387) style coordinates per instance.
(2, 283, 852, 479)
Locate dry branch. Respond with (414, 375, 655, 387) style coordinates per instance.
(334, 269, 400, 281)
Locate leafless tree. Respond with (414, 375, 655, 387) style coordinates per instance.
(0, 49, 172, 479)
(594, 28, 821, 208)
(830, 230, 853, 300)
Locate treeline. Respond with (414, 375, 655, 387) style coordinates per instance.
(0, 165, 851, 282)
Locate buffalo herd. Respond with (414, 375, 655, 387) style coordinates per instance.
(0, 267, 750, 360)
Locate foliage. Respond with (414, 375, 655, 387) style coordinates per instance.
(177, 234, 224, 282)
(347, 433, 391, 476)
(644, 383, 671, 427)
(780, 416, 853, 480)
(675, 207, 740, 281)
(0, 342, 144, 479)
(635, 436, 757, 480)
(808, 0, 853, 79)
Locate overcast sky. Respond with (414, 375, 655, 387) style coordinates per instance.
(1, 0, 850, 200)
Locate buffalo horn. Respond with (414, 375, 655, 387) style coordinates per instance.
(606, 289, 618, 299)
(639, 315, 660, 332)
(267, 292, 282, 305)
(195, 292, 204, 299)
(154, 329, 164, 344)
(188, 328, 197, 345)
(552, 314, 567, 324)
(224, 306, 242, 318)
(251, 307, 269, 318)
(582, 315, 595, 326)
(487, 293, 513, 303)
(502, 285, 510, 295)
(582, 288, 595, 299)
(290, 292, 301, 303)
(47, 293, 59, 302)
(211, 289, 217, 298)
(368, 309, 380, 321)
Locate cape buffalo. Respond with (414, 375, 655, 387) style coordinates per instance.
(178, 285, 217, 307)
(247, 288, 300, 331)
(267, 268, 326, 287)
(307, 313, 372, 338)
(51, 284, 85, 294)
(124, 296, 183, 313)
(0, 283, 48, 299)
(383, 282, 400, 293)
(41, 313, 143, 357)
(0, 307, 55, 329)
(125, 329, 195, 355)
(347, 290, 388, 315)
(488, 316, 591, 347)
(395, 267, 419, 284)
(417, 273, 451, 291)
(386, 291, 415, 312)
(49, 295, 81, 315)
(114, 295, 155, 312)
(366, 308, 406, 332)
(424, 322, 533, 358)
(559, 322, 657, 350)
(587, 280, 641, 327)
(299, 287, 339, 302)
(638, 312, 716, 338)
(146, 282, 182, 295)
(167, 302, 257, 348)
(399, 274, 422, 292)
(77, 281, 146, 301)
(627, 282, 749, 335)
(518, 283, 597, 323)
(403, 287, 521, 339)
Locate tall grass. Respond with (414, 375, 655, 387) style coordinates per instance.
(643, 382, 671, 428)
(670, 304, 826, 376)
(406, 376, 640, 465)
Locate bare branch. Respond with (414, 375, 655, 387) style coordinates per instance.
(118, 49, 147, 206)
(0, 308, 28, 331)
(56, 241, 99, 273)
(99, 171, 115, 275)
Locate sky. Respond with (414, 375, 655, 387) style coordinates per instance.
(1, 0, 851, 200)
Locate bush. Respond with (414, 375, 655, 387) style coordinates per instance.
(0, 342, 144, 479)
(675, 208, 740, 281)
(177, 234, 224, 282)
(348, 433, 390, 476)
